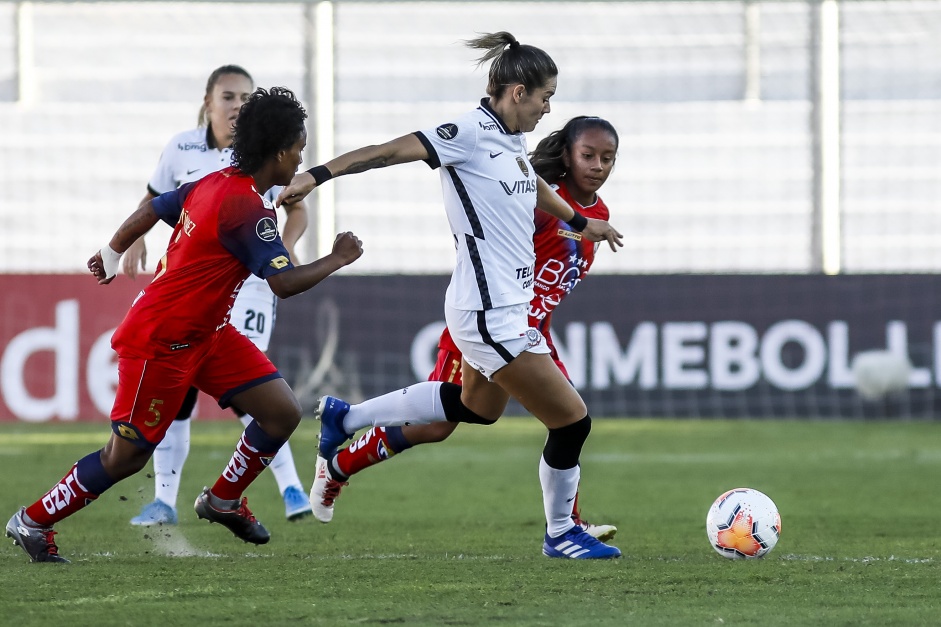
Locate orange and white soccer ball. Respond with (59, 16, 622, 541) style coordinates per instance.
(706, 488, 781, 559)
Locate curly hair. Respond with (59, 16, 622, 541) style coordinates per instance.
(231, 87, 307, 174)
(529, 116, 619, 183)
(465, 31, 558, 99)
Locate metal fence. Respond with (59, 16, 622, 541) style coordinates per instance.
(1, 0, 939, 274)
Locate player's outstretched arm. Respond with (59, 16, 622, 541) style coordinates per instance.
(582, 218, 624, 253)
(276, 134, 430, 207)
(266, 231, 363, 299)
(88, 201, 162, 285)
(535, 177, 623, 253)
(122, 192, 157, 278)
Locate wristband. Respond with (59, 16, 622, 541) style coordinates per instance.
(99, 245, 122, 280)
(306, 164, 333, 186)
(566, 210, 588, 233)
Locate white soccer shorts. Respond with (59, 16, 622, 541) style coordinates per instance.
(445, 302, 550, 380)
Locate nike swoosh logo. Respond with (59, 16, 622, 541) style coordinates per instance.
(489, 152, 503, 159)
(566, 497, 576, 503)
(186, 169, 200, 175)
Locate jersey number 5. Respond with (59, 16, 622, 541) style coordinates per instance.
(145, 399, 164, 427)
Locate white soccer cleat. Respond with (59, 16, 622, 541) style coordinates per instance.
(574, 516, 618, 543)
(309, 455, 348, 523)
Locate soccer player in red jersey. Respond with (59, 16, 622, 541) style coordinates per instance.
(310, 116, 620, 541)
(4, 87, 363, 563)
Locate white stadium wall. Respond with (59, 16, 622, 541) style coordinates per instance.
(0, 1, 939, 274)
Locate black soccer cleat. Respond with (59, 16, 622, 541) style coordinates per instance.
(194, 488, 270, 545)
(5, 508, 70, 563)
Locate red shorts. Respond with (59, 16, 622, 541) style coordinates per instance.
(111, 324, 280, 448)
(428, 346, 570, 384)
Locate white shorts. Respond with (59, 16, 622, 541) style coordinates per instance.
(231, 274, 277, 352)
(445, 303, 550, 380)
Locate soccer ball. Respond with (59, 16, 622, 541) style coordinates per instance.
(706, 488, 781, 559)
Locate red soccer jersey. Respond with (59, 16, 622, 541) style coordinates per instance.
(112, 168, 294, 359)
(529, 181, 609, 334)
(438, 180, 610, 353)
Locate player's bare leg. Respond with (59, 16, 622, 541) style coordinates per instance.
(312, 421, 459, 522)
(7, 434, 151, 563)
(489, 353, 620, 559)
(235, 410, 311, 521)
(194, 378, 301, 544)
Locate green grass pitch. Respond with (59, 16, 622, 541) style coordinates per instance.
(1, 418, 939, 625)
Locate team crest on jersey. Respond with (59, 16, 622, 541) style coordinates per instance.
(256, 217, 278, 242)
(525, 328, 542, 348)
(436, 123, 459, 140)
(515, 156, 530, 177)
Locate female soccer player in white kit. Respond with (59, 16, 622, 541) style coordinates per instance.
(278, 33, 623, 558)
(124, 65, 313, 524)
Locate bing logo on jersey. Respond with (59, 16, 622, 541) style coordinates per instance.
(256, 217, 278, 242)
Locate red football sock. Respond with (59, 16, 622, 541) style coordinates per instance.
(211, 423, 285, 501)
(25, 451, 115, 527)
(335, 427, 399, 477)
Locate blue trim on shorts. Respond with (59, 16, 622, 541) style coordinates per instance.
(218, 372, 283, 409)
(111, 421, 158, 451)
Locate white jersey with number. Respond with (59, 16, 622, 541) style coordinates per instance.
(147, 126, 282, 350)
(415, 99, 538, 311)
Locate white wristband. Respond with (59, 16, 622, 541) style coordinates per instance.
(99, 245, 121, 280)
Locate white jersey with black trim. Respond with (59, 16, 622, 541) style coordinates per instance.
(415, 99, 538, 311)
(148, 127, 235, 194)
(148, 127, 284, 203)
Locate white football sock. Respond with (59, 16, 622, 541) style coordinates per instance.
(342, 381, 448, 433)
(153, 419, 191, 507)
(539, 455, 579, 538)
(238, 414, 302, 493)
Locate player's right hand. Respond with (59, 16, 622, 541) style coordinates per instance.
(123, 238, 147, 278)
(276, 172, 317, 207)
(332, 231, 363, 266)
(88, 251, 115, 285)
(582, 218, 624, 252)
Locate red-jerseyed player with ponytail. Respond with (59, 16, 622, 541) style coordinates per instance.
(312, 116, 621, 542)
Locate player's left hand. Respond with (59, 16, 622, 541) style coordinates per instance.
(582, 218, 624, 252)
(331, 231, 364, 266)
(276, 172, 317, 207)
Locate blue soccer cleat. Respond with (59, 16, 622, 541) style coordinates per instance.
(543, 524, 622, 559)
(315, 396, 353, 458)
(130, 499, 178, 526)
(282, 485, 313, 521)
